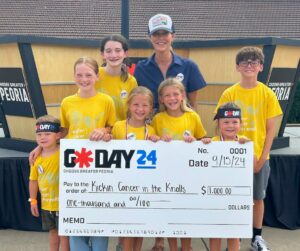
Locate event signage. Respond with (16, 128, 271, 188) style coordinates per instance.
(0, 68, 33, 117)
(59, 140, 253, 238)
(267, 68, 298, 114)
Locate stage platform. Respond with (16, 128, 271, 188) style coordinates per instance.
(0, 148, 28, 158)
(271, 126, 300, 155)
(263, 126, 300, 230)
(0, 127, 299, 240)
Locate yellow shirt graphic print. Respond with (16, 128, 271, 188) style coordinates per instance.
(95, 67, 137, 121)
(68, 110, 105, 138)
(152, 111, 206, 140)
(60, 92, 116, 139)
(29, 150, 60, 211)
(216, 82, 282, 158)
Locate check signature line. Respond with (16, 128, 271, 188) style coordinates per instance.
(86, 223, 146, 225)
(168, 223, 250, 226)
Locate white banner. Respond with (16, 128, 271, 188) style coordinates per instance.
(59, 140, 253, 238)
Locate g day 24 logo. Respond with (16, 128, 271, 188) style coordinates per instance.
(64, 148, 157, 169)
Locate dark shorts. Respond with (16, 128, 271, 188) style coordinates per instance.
(41, 209, 59, 231)
(253, 160, 270, 200)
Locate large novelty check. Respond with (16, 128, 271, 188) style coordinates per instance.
(59, 140, 253, 238)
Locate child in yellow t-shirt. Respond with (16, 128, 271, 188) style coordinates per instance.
(97, 35, 138, 121)
(60, 57, 116, 140)
(60, 56, 116, 251)
(29, 115, 69, 251)
(112, 86, 159, 251)
(216, 47, 282, 251)
(98, 34, 137, 251)
(29, 57, 116, 251)
(112, 86, 158, 141)
(202, 103, 249, 251)
(152, 78, 206, 251)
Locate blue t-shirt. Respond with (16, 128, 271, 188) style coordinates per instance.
(134, 52, 206, 109)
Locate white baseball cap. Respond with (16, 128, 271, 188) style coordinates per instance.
(148, 14, 175, 35)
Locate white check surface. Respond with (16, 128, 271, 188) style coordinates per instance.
(59, 140, 253, 238)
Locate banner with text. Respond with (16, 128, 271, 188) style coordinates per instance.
(267, 67, 298, 115)
(59, 140, 253, 238)
(0, 68, 33, 117)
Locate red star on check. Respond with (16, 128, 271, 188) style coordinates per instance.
(74, 148, 93, 168)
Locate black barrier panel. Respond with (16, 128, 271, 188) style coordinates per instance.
(0, 68, 33, 117)
(267, 67, 299, 137)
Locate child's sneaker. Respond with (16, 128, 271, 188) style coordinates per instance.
(251, 236, 270, 251)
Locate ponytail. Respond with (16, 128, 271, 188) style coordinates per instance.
(120, 63, 129, 82)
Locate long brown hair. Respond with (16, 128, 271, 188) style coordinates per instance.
(100, 34, 129, 82)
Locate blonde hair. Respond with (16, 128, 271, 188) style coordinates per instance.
(74, 56, 99, 74)
(158, 78, 193, 113)
(36, 114, 60, 125)
(127, 86, 154, 119)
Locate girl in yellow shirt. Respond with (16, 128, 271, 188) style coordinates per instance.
(152, 78, 206, 251)
(112, 86, 159, 251)
(61, 57, 116, 251)
(97, 35, 138, 121)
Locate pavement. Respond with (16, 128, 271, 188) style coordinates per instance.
(0, 126, 299, 251)
(0, 226, 300, 251)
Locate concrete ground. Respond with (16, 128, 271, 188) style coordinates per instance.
(0, 226, 300, 251)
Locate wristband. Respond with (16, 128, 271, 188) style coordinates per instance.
(28, 198, 37, 205)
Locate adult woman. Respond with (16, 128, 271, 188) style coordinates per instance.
(134, 13, 207, 251)
(134, 13, 206, 112)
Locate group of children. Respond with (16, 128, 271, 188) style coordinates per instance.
(28, 36, 282, 251)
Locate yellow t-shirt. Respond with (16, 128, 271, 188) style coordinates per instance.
(60, 92, 116, 139)
(112, 120, 156, 140)
(152, 111, 206, 140)
(96, 67, 137, 121)
(216, 82, 282, 158)
(211, 135, 244, 141)
(29, 150, 59, 211)
(212, 136, 222, 142)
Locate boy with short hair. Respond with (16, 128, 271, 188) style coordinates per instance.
(216, 47, 282, 251)
(29, 115, 69, 251)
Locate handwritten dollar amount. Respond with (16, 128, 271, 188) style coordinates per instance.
(129, 196, 150, 207)
(201, 186, 251, 196)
